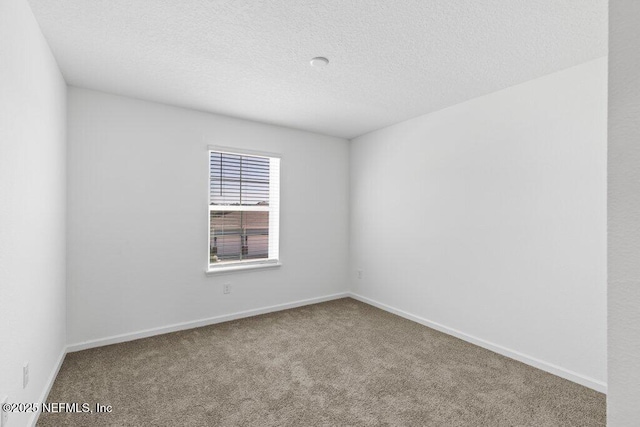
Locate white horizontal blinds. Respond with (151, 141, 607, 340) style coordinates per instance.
(209, 211, 269, 261)
(209, 150, 279, 265)
(210, 152, 270, 207)
(210, 211, 241, 262)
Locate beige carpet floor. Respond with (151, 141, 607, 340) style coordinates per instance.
(38, 298, 605, 426)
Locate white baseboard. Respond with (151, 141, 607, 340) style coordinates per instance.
(348, 292, 607, 394)
(29, 347, 66, 427)
(67, 292, 349, 353)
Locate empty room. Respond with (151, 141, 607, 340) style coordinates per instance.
(2, 0, 640, 426)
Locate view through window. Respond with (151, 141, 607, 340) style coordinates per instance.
(209, 149, 280, 269)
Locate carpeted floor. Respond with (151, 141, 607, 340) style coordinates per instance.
(38, 298, 605, 426)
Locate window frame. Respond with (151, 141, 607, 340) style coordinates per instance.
(206, 145, 281, 275)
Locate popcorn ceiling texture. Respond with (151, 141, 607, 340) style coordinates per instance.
(27, 0, 606, 138)
(38, 299, 605, 427)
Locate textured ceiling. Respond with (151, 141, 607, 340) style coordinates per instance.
(28, 0, 607, 139)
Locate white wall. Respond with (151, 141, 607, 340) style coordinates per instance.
(350, 58, 607, 390)
(0, 0, 67, 425)
(66, 87, 349, 346)
(608, 1, 640, 424)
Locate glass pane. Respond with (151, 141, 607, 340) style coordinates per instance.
(210, 211, 269, 263)
(244, 211, 269, 259)
(210, 152, 270, 206)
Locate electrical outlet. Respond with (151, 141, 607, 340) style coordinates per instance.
(357, 269, 363, 279)
(223, 283, 231, 294)
(23, 362, 29, 388)
(1, 396, 8, 427)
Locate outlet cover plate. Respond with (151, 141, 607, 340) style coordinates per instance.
(23, 362, 29, 389)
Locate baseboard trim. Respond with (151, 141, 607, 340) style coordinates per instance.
(67, 292, 349, 353)
(348, 292, 607, 394)
(29, 347, 66, 427)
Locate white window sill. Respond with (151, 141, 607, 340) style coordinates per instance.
(205, 261, 281, 275)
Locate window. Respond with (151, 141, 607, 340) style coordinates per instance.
(208, 147, 280, 272)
